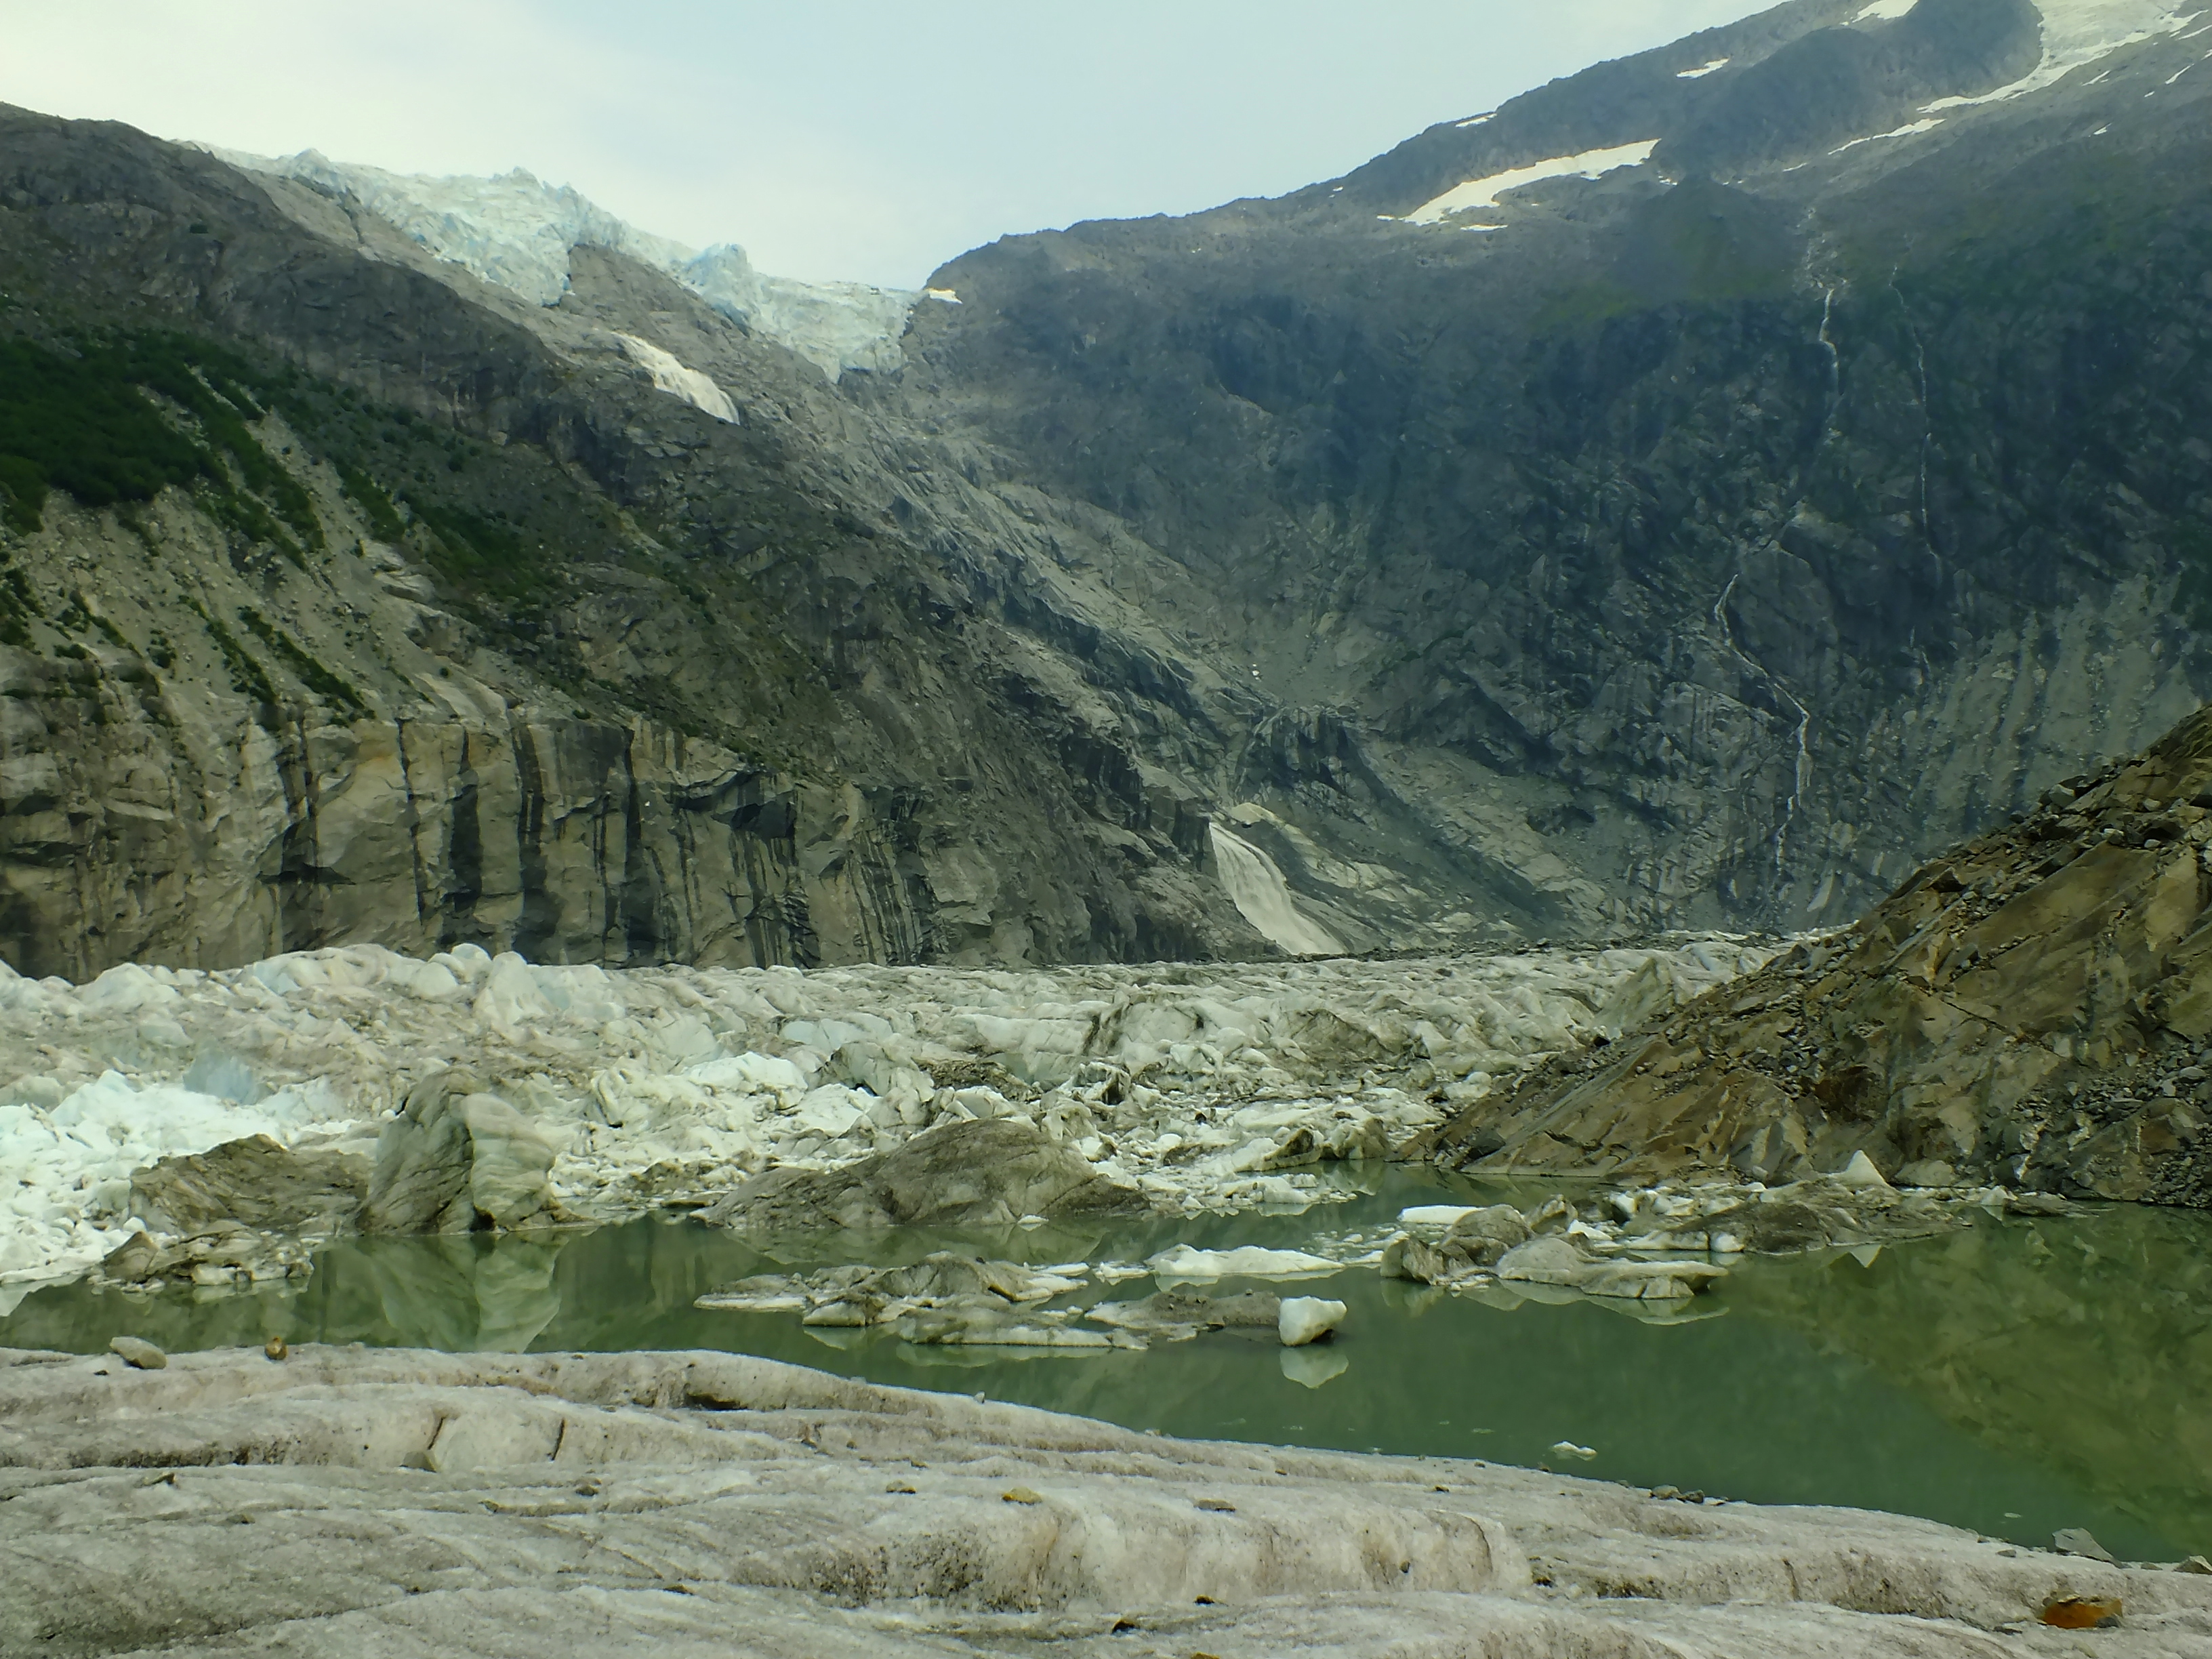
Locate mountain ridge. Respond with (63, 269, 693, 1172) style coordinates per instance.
(3, 0, 2209, 975)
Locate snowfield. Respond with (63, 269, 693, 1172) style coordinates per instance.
(0, 937, 1777, 1303)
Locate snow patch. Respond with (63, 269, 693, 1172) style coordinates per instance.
(1455, 112, 1496, 127)
(1403, 141, 1659, 226)
(1853, 1, 1920, 20)
(614, 334, 737, 424)
(1677, 58, 1732, 78)
(218, 148, 917, 382)
(1831, 116, 1947, 153)
(1923, 1, 2200, 110)
(1208, 824, 1345, 958)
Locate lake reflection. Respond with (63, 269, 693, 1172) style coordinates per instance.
(6, 1167, 2207, 1563)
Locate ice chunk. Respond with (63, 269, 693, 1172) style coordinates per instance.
(1278, 1296, 1346, 1347)
(792, 1086, 869, 1139)
(688, 1052, 807, 1097)
(1147, 1244, 1341, 1282)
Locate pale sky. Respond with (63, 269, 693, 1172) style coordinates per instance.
(3, 2, 1774, 289)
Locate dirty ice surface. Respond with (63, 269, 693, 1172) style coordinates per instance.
(0, 936, 1778, 1300)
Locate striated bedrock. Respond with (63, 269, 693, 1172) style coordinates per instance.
(1418, 701, 2212, 1205)
(0, 107, 1284, 979)
(2, 1344, 2209, 1657)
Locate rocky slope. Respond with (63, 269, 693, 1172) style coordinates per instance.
(6, 1344, 2210, 1656)
(1416, 700, 2212, 1203)
(0, 113, 1296, 978)
(5, 1, 2211, 976)
(898, 0, 2212, 939)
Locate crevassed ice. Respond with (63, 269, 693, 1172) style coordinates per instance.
(0, 934, 1783, 1292)
(1404, 141, 1660, 226)
(615, 333, 737, 424)
(217, 148, 918, 382)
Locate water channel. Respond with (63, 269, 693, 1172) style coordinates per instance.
(6, 1166, 2207, 1563)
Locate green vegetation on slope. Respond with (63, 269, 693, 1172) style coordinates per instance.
(0, 332, 324, 562)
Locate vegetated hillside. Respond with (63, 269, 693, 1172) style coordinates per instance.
(898, 0, 2212, 939)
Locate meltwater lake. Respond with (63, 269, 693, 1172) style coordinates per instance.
(7, 1166, 2207, 1565)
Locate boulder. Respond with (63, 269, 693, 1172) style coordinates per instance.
(1382, 1203, 1534, 1283)
(129, 1134, 367, 1236)
(106, 1336, 165, 1370)
(701, 1117, 1143, 1231)
(363, 1071, 566, 1233)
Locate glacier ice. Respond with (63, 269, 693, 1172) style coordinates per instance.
(216, 148, 920, 382)
(0, 935, 1779, 1292)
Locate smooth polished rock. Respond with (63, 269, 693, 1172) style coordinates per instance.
(3, 1344, 2210, 1657)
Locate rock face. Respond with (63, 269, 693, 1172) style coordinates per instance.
(8, 4, 2212, 972)
(899, 0, 2212, 940)
(3, 1344, 2210, 1656)
(700, 1117, 1143, 1230)
(127, 1135, 365, 1235)
(1419, 704, 2212, 1204)
(363, 1071, 565, 1232)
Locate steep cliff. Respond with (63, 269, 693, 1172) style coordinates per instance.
(898, 0, 2212, 938)
(5, 0, 2211, 975)
(0, 113, 1295, 975)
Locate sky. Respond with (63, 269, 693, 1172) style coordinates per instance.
(3, 2, 1774, 290)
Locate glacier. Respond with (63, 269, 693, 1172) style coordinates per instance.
(0, 937, 1778, 1300)
(215, 148, 920, 382)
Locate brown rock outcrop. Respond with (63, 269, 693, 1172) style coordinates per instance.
(1417, 705, 2212, 1205)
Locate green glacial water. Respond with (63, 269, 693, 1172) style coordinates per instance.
(6, 1166, 2209, 1564)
